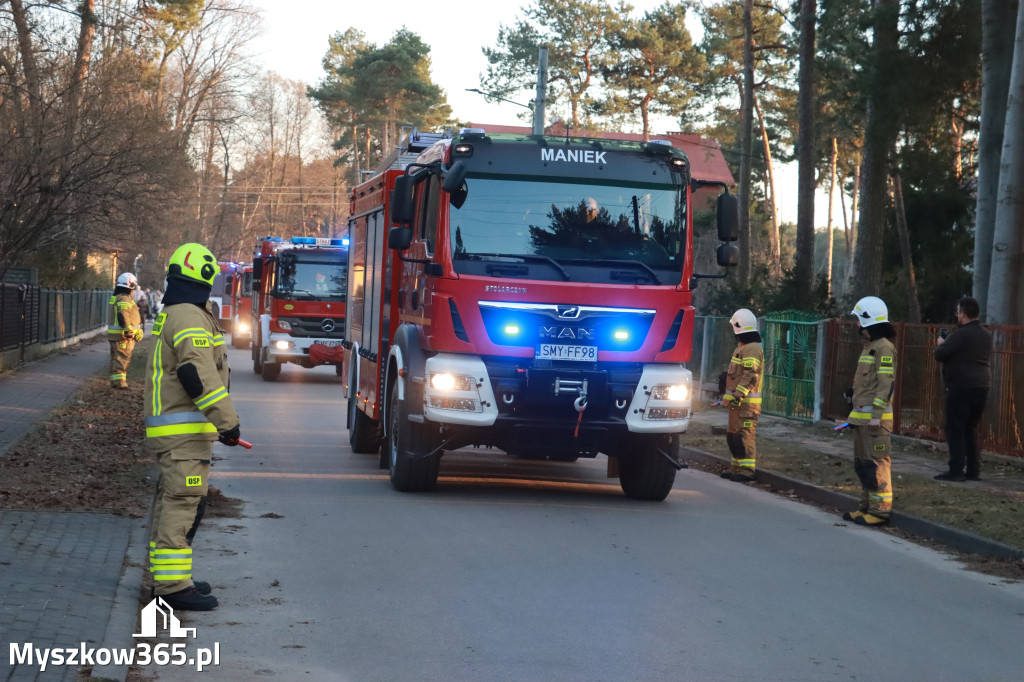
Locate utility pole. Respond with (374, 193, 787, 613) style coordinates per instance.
(533, 46, 547, 136)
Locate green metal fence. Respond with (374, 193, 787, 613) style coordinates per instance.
(761, 311, 820, 422)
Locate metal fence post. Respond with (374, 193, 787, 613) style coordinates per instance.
(699, 316, 711, 400)
(814, 319, 828, 422)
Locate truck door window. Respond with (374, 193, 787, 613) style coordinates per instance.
(418, 175, 440, 255)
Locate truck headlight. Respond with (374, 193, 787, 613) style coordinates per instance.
(429, 372, 478, 392)
(236, 322, 250, 334)
(650, 384, 689, 401)
(274, 340, 292, 350)
(278, 320, 292, 331)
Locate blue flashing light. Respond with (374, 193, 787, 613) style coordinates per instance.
(290, 236, 350, 248)
(613, 329, 630, 342)
(503, 323, 521, 337)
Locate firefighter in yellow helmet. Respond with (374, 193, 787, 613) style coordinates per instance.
(843, 296, 897, 527)
(107, 272, 143, 388)
(144, 243, 241, 611)
(720, 308, 764, 482)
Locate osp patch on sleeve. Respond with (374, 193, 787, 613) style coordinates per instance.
(192, 337, 210, 348)
(152, 313, 166, 335)
(186, 475, 203, 487)
(881, 356, 893, 364)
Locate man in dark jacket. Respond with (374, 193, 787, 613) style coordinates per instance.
(933, 297, 992, 482)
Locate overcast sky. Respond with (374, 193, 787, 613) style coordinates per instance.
(246, 0, 688, 129)
(244, 0, 818, 225)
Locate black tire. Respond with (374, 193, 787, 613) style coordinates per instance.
(232, 333, 247, 350)
(252, 345, 263, 375)
(348, 393, 379, 454)
(386, 387, 439, 492)
(617, 437, 677, 501)
(262, 361, 281, 382)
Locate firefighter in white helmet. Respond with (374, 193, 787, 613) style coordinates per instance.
(107, 272, 143, 388)
(144, 243, 241, 611)
(843, 296, 897, 526)
(719, 308, 764, 482)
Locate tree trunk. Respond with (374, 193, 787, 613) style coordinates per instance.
(844, 155, 862, 291)
(63, 0, 96, 161)
(973, 0, 1018, 319)
(9, 0, 42, 120)
(754, 94, 781, 275)
(795, 0, 817, 292)
(852, 0, 901, 298)
(738, 0, 755, 285)
(891, 173, 922, 322)
(986, 2, 1024, 325)
(826, 137, 838, 296)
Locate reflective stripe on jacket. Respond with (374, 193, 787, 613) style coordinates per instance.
(144, 302, 237, 451)
(847, 336, 896, 426)
(108, 293, 141, 336)
(724, 341, 764, 415)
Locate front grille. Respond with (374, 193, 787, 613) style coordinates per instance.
(478, 302, 655, 352)
(279, 316, 345, 338)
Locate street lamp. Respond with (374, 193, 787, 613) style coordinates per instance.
(133, 254, 143, 277)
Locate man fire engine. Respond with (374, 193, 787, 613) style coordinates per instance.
(251, 236, 349, 381)
(230, 264, 253, 349)
(343, 128, 737, 500)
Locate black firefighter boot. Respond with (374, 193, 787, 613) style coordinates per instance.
(160, 586, 219, 611)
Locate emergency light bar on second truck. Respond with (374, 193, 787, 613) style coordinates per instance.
(342, 128, 738, 501)
(250, 236, 349, 381)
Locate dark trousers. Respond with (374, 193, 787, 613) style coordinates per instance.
(944, 386, 988, 477)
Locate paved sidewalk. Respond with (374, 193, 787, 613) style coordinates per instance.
(1, 337, 146, 682)
(0, 339, 109, 458)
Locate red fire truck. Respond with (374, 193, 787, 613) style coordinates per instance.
(251, 236, 349, 381)
(230, 264, 253, 349)
(210, 262, 239, 332)
(343, 128, 737, 500)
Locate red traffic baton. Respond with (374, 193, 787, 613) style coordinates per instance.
(237, 438, 253, 449)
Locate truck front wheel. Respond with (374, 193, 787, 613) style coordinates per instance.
(262, 361, 281, 381)
(617, 436, 677, 501)
(386, 388, 439, 492)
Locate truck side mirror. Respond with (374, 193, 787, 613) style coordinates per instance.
(391, 175, 414, 224)
(716, 193, 739, 242)
(716, 243, 739, 267)
(441, 161, 468, 193)
(388, 226, 413, 251)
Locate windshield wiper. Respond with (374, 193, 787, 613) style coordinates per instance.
(565, 259, 663, 282)
(459, 252, 571, 281)
(280, 289, 316, 299)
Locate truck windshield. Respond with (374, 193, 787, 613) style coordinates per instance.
(275, 252, 347, 301)
(449, 176, 684, 284)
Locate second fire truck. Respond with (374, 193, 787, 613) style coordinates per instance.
(250, 236, 349, 381)
(343, 128, 737, 500)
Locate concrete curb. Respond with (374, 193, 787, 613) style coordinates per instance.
(89, 511, 150, 682)
(680, 446, 1024, 562)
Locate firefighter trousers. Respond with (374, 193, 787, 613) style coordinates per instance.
(108, 338, 135, 387)
(852, 424, 893, 518)
(726, 408, 758, 477)
(150, 442, 211, 596)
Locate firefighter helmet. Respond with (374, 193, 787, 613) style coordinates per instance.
(116, 272, 138, 290)
(730, 308, 758, 334)
(851, 296, 888, 327)
(167, 243, 217, 288)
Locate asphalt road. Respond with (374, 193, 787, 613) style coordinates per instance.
(137, 347, 1024, 681)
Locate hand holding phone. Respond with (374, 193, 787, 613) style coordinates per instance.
(938, 327, 949, 340)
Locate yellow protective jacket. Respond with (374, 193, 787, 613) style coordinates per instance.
(108, 293, 141, 338)
(724, 341, 764, 415)
(144, 301, 238, 453)
(847, 336, 896, 428)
